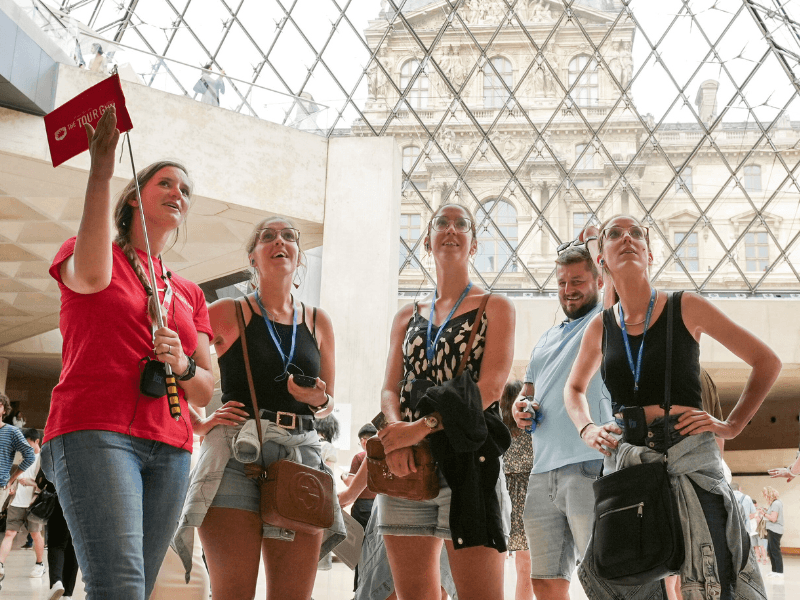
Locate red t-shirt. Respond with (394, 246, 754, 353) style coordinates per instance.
(46, 238, 213, 452)
(350, 451, 376, 500)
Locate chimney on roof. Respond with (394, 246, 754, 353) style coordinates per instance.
(695, 80, 719, 126)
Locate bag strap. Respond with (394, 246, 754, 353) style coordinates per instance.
(235, 298, 264, 449)
(455, 292, 491, 378)
(663, 292, 674, 458)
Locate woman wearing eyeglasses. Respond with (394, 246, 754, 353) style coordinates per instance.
(564, 214, 779, 600)
(375, 203, 516, 600)
(173, 217, 345, 600)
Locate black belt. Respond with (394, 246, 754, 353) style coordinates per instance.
(258, 409, 315, 432)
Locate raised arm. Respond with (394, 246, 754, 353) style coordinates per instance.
(676, 293, 782, 439)
(59, 107, 120, 294)
(564, 315, 620, 456)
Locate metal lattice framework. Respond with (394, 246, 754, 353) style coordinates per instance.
(40, 0, 800, 294)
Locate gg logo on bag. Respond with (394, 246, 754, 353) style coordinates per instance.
(292, 472, 324, 510)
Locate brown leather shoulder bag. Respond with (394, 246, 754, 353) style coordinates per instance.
(366, 292, 491, 501)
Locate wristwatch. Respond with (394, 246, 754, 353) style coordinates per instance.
(422, 415, 439, 430)
(309, 393, 331, 414)
(177, 355, 196, 381)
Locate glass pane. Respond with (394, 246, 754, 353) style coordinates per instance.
(54, 0, 800, 294)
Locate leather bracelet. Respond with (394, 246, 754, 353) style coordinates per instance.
(578, 421, 595, 439)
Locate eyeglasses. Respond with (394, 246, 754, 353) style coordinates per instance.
(258, 227, 300, 244)
(430, 216, 473, 233)
(557, 236, 598, 254)
(600, 226, 649, 241)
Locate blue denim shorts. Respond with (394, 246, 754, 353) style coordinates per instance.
(211, 437, 323, 514)
(375, 470, 453, 540)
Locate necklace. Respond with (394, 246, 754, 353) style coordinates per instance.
(621, 289, 658, 327)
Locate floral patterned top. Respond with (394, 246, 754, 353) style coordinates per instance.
(398, 303, 488, 422)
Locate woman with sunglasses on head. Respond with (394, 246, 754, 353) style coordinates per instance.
(564, 215, 780, 600)
(42, 107, 215, 600)
(174, 217, 345, 600)
(376, 203, 516, 600)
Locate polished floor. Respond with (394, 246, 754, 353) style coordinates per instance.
(0, 546, 796, 599)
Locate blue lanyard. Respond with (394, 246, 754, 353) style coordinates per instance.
(427, 282, 473, 364)
(618, 288, 657, 393)
(255, 291, 297, 374)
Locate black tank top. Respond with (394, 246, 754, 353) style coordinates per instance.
(219, 296, 321, 419)
(601, 291, 702, 413)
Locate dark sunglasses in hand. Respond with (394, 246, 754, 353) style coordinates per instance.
(557, 235, 598, 254)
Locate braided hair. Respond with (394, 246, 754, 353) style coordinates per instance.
(113, 161, 193, 325)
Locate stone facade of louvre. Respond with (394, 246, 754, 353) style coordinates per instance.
(354, 0, 800, 295)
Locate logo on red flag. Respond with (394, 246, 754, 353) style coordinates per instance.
(44, 74, 133, 168)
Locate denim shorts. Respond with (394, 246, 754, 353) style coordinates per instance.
(211, 437, 323, 515)
(522, 460, 603, 580)
(376, 470, 453, 540)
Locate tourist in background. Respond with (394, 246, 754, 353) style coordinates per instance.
(760, 486, 784, 581)
(499, 380, 533, 600)
(0, 429, 44, 579)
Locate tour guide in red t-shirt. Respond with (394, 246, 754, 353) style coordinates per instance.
(40, 107, 214, 600)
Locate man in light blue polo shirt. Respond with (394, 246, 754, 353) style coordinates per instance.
(513, 245, 613, 600)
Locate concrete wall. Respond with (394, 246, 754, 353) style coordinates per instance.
(320, 137, 401, 447)
(0, 63, 328, 225)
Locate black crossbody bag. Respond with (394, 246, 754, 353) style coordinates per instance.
(591, 292, 685, 585)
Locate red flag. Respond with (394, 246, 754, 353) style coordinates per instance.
(44, 74, 133, 168)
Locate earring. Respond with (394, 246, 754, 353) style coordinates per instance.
(599, 259, 605, 265)
(250, 259, 255, 266)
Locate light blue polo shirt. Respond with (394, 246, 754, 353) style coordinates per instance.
(524, 302, 612, 474)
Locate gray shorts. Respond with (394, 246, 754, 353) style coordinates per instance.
(6, 505, 43, 533)
(522, 460, 603, 581)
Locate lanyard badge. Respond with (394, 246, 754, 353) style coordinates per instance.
(618, 288, 657, 394)
(256, 291, 297, 378)
(426, 282, 473, 366)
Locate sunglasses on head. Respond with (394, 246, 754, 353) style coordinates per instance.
(557, 235, 598, 254)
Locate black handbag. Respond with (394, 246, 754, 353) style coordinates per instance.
(591, 292, 685, 585)
(28, 489, 58, 522)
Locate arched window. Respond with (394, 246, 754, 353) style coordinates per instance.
(402, 146, 421, 174)
(568, 55, 598, 107)
(483, 57, 513, 109)
(400, 59, 429, 109)
(475, 200, 518, 273)
(744, 165, 762, 192)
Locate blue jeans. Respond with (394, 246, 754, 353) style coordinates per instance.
(41, 431, 190, 600)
